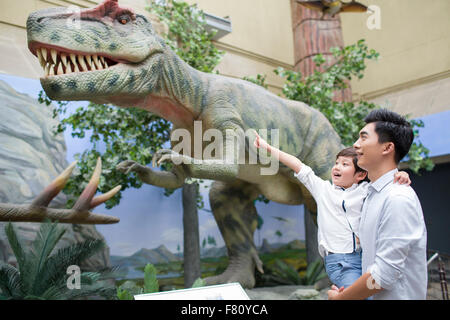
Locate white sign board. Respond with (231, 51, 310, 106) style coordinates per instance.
(134, 282, 250, 300)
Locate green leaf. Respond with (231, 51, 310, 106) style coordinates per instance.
(117, 287, 134, 300)
(143, 263, 159, 293)
(0, 262, 23, 298)
(4, 223, 27, 279)
(191, 278, 206, 288)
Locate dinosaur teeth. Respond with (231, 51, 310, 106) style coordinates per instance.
(41, 48, 47, 63)
(92, 55, 103, 70)
(49, 64, 55, 76)
(77, 55, 87, 71)
(85, 55, 93, 70)
(69, 53, 77, 66)
(51, 49, 57, 64)
(57, 63, 63, 75)
(37, 48, 46, 67)
(37, 47, 113, 77)
(61, 53, 67, 67)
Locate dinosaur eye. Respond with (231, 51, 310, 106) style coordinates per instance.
(118, 15, 130, 25)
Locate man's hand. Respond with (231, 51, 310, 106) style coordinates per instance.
(393, 171, 411, 186)
(327, 285, 345, 300)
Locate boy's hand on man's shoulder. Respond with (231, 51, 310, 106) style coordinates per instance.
(393, 171, 411, 186)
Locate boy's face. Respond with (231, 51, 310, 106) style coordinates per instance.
(331, 156, 364, 189)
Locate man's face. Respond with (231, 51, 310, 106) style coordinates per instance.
(353, 122, 384, 171)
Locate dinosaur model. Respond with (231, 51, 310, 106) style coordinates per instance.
(26, 0, 342, 288)
(0, 158, 120, 224)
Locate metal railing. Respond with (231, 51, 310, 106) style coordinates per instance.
(427, 250, 449, 300)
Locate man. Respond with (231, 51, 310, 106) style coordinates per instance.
(328, 109, 428, 300)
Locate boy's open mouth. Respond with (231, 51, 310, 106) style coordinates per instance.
(333, 173, 342, 177)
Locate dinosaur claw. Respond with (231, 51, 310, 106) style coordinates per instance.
(31, 161, 78, 207)
(0, 157, 120, 224)
(157, 154, 171, 166)
(73, 157, 102, 211)
(90, 185, 121, 209)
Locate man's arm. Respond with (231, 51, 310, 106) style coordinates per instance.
(330, 193, 424, 300)
(328, 272, 383, 300)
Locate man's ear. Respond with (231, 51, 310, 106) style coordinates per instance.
(382, 142, 395, 156)
(354, 171, 367, 183)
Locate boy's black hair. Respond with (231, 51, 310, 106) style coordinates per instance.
(364, 108, 414, 164)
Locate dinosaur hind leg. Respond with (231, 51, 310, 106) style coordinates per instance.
(204, 180, 262, 289)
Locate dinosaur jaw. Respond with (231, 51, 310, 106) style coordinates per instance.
(29, 41, 163, 102)
(29, 41, 121, 78)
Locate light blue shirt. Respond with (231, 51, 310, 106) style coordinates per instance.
(359, 168, 428, 300)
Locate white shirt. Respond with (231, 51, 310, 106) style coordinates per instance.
(294, 164, 369, 258)
(359, 168, 427, 300)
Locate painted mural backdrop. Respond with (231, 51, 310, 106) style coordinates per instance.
(0, 73, 307, 287)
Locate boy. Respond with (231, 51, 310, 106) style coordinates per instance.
(254, 133, 410, 289)
(328, 109, 427, 300)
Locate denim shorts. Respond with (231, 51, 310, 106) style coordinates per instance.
(324, 250, 362, 289)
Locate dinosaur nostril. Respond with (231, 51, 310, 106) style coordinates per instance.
(37, 16, 46, 23)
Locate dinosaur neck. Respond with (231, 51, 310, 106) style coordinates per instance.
(103, 50, 207, 128)
(141, 50, 206, 127)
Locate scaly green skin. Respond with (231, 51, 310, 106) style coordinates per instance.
(27, 0, 342, 288)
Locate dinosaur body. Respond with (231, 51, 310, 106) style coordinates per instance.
(26, 0, 342, 288)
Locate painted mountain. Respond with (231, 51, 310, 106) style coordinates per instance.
(111, 245, 182, 279)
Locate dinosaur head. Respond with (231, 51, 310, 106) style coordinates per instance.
(27, 0, 167, 103)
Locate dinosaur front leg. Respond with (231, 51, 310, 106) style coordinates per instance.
(204, 180, 263, 289)
(152, 129, 242, 182)
(116, 160, 186, 189)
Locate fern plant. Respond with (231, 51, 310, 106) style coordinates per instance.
(0, 221, 116, 300)
(261, 258, 327, 286)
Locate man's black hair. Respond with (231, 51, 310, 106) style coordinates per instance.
(364, 108, 414, 164)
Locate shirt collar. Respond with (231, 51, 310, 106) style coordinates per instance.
(333, 183, 359, 191)
(369, 168, 398, 193)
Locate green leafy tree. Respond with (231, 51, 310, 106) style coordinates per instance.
(0, 221, 116, 300)
(275, 230, 282, 241)
(149, 0, 224, 73)
(202, 238, 207, 249)
(245, 39, 433, 174)
(207, 235, 216, 247)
